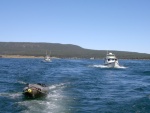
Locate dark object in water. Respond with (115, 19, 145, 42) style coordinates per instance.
(23, 83, 49, 98)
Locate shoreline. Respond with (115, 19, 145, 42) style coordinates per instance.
(0, 55, 60, 59)
(0, 55, 150, 60)
(1, 55, 43, 58)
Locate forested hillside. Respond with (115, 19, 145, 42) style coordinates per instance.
(0, 42, 150, 59)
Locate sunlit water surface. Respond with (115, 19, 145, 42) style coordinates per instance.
(0, 58, 150, 113)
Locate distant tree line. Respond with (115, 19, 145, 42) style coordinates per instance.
(0, 42, 150, 59)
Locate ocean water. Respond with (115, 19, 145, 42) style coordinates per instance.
(0, 58, 150, 113)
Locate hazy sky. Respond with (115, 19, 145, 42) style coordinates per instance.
(0, 0, 150, 54)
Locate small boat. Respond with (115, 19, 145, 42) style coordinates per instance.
(44, 55, 51, 62)
(90, 57, 95, 60)
(23, 83, 49, 98)
(104, 52, 120, 68)
(44, 51, 51, 62)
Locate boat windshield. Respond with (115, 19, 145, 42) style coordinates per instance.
(108, 59, 117, 61)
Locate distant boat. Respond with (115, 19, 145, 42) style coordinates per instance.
(44, 51, 51, 62)
(104, 52, 120, 68)
(90, 57, 95, 60)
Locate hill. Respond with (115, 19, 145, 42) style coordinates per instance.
(0, 42, 150, 59)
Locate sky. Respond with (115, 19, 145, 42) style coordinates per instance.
(0, 0, 150, 54)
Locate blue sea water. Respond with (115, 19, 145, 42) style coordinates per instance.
(0, 58, 150, 113)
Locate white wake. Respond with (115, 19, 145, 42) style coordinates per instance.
(17, 82, 70, 113)
(90, 64, 127, 69)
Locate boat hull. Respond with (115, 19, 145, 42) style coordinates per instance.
(104, 62, 120, 68)
(43, 59, 51, 62)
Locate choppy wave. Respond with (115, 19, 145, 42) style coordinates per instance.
(1, 59, 150, 113)
(0, 92, 22, 99)
(17, 81, 28, 85)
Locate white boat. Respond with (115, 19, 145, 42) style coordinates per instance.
(44, 51, 51, 62)
(104, 52, 120, 68)
(90, 57, 95, 60)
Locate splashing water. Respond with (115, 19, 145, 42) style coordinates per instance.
(17, 83, 71, 113)
(91, 64, 127, 69)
